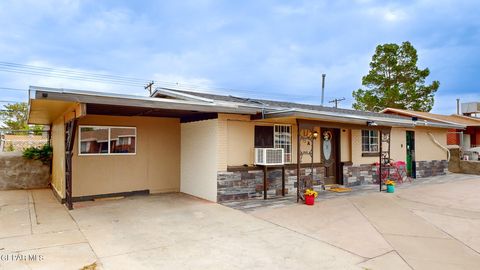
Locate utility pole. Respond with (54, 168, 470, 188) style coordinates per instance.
(145, 81, 155, 96)
(329, 97, 345, 108)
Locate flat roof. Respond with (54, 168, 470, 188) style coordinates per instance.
(27, 86, 258, 124)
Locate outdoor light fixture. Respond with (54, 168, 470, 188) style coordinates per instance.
(412, 116, 418, 125)
(367, 121, 378, 126)
(313, 130, 318, 139)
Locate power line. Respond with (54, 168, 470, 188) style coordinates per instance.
(0, 67, 146, 87)
(0, 62, 151, 84)
(0, 100, 23, 103)
(0, 87, 27, 92)
(0, 61, 339, 102)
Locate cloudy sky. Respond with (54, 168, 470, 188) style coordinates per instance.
(0, 0, 479, 113)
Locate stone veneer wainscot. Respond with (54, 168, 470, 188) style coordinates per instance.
(217, 166, 325, 202)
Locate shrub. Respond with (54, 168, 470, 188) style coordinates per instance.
(5, 143, 14, 152)
(23, 144, 53, 164)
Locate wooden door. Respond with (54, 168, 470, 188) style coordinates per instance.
(321, 128, 340, 185)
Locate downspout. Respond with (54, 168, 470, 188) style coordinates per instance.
(428, 132, 450, 161)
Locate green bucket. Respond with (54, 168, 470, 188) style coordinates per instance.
(387, 185, 395, 193)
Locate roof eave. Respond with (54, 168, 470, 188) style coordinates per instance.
(29, 86, 259, 115)
(265, 109, 414, 127)
(265, 109, 465, 129)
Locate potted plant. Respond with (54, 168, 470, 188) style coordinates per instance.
(304, 189, 318, 205)
(385, 180, 395, 193)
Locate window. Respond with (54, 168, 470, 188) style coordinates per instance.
(362, 130, 379, 153)
(79, 126, 136, 155)
(254, 125, 292, 163)
(254, 126, 274, 148)
(274, 125, 292, 163)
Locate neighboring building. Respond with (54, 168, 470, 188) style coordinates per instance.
(381, 108, 480, 150)
(27, 86, 462, 208)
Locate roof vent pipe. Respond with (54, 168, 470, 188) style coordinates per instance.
(321, 74, 326, 106)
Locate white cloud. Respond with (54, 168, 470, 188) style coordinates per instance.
(365, 6, 407, 22)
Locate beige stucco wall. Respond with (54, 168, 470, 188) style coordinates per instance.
(414, 127, 448, 161)
(72, 115, 180, 197)
(350, 126, 448, 165)
(340, 129, 351, 162)
(351, 128, 408, 165)
(180, 119, 218, 202)
(51, 116, 66, 198)
(390, 128, 407, 162)
(351, 129, 375, 165)
(220, 114, 322, 167)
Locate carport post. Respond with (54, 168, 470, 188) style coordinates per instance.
(65, 118, 78, 210)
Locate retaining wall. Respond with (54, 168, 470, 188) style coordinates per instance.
(0, 152, 51, 190)
(448, 147, 480, 175)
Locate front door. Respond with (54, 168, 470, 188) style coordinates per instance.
(406, 131, 416, 178)
(321, 128, 340, 185)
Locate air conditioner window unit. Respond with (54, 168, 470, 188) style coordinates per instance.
(254, 148, 284, 166)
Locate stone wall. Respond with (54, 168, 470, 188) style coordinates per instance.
(219, 159, 451, 201)
(415, 160, 448, 177)
(217, 165, 325, 202)
(448, 147, 480, 175)
(0, 152, 51, 190)
(343, 164, 378, 186)
(343, 160, 448, 187)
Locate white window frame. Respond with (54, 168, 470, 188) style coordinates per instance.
(361, 130, 379, 153)
(78, 125, 137, 156)
(274, 124, 292, 163)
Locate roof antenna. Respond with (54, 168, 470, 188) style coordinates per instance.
(321, 74, 326, 106)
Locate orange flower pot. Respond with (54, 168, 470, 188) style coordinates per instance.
(305, 194, 315, 205)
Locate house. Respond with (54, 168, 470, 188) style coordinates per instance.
(27, 86, 463, 208)
(381, 107, 480, 150)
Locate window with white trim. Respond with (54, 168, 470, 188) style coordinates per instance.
(274, 125, 292, 163)
(79, 126, 136, 155)
(361, 130, 379, 153)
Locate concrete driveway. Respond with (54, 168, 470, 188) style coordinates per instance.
(0, 190, 361, 270)
(1, 173, 480, 270)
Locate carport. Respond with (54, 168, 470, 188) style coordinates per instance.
(28, 86, 257, 209)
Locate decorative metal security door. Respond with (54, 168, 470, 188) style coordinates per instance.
(321, 128, 339, 185)
(378, 128, 391, 192)
(296, 120, 319, 202)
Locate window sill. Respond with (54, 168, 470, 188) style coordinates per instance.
(362, 152, 380, 157)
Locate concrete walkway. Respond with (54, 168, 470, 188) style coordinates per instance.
(252, 173, 480, 270)
(1, 173, 480, 269)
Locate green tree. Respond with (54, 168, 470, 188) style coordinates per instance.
(352, 41, 439, 112)
(0, 102, 43, 132)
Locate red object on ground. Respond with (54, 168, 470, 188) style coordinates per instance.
(305, 195, 315, 205)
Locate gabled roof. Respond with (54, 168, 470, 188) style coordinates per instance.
(381, 108, 480, 127)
